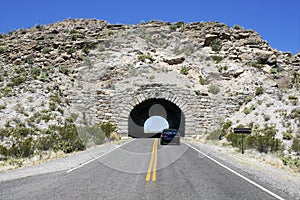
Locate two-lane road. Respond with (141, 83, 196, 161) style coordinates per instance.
(0, 139, 286, 200)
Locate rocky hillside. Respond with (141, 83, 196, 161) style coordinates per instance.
(0, 19, 299, 160)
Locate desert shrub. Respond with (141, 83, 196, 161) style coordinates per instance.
(199, 76, 206, 85)
(55, 123, 85, 153)
(11, 76, 25, 86)
(291, 136, 300, 154)
(208, 85, 220, 94)
(282, 156, 300, 169)
(206, 129, 221, 140)
(194, 90, 201, 96)
(244, 96, 253, 104)
(35, 134, 58, 151)
(288, 95, 298, 100)
(31, 67, 41, 79)
(180, 66, 189, 75)
(282, 131, 293, 140)
(0, 46, 7, 53)
(169, 22, 185, 31)
(42, 47, 51, 54)
(58, 65, 69, 75)
(7, 137, 34, 158)
(211, 55, 223, 63)
(243, 104, 256, 115)
(210, 39, 222, 52)
(82, 42, 97, 54)
(255, 87, 264, 96)
(219, 120, 232, 139)
(100, 122, 117, 138)
(0, 104, 6, 110)
(50, 93, 62, 104)
(77, 125, 106, 145)
(233, 25, 242, 29)
(0, 145, 8, 158)
(227, 125, 282, 153)
(137, 53, 154, 63)
(250, 61, 264, 69)
(109, 132, 121, 141)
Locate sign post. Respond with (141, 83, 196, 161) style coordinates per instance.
(233, 128, 251, 154)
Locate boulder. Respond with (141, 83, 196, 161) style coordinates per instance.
(254, 50, 274, 64)
(163, 57, 185, 65)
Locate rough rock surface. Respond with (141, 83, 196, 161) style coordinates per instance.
(0, 18, 299, 152)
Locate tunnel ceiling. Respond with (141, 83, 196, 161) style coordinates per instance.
(128, 98, 185, 138)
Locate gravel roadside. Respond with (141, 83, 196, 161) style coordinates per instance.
(185, 139, 300, 200)
(0, 139, 131, 182)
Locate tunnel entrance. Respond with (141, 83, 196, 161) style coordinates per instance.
(128, 98, 185, 138)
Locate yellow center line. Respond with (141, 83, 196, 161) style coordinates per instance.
(145, 138, 158, 182)
(152, 138, 158, 181)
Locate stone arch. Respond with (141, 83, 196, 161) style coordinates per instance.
(110, 84, 212, 137)
(128, 98, 185, 138)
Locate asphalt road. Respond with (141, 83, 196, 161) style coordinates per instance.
(0, 139, 286, 200)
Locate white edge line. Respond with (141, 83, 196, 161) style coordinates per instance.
(66, 139, 135, 173)
(182, 141, 285, 200)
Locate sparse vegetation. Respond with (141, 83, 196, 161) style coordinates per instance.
(100, 122, 117, 138)
(211, 55, 223, 63)
(244, 95, 253, 104)
(227, 124, 282, 153)
(0, 45, 8, 53)
(199, 76, 206, 85)
(250, 61, 264, 69)
(58, 65, 69, 75)
(208, 85, 220, 94)
(137, 53, 154, 63)
(243, 104, 256, 115)
(233, 25, 242, 29)
(180, 66, 189, 75)
(210, 39, 222, 52)
(194, 90, 201, 96)
(255, 87, 264, 96)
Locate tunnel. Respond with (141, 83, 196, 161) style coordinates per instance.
(128, 98, 185, 138)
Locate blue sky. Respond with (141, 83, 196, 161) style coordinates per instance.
(1, 0, 299, 54)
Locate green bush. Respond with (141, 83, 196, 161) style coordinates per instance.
(199, 76, 206, 85)
(100, 122, 117, 138)
(194, 90, 201, 96)
(211, 55, 223, 63)
(244, 96, 253, 104)
(291, 136, 300, 154)
(11, 76, 26, 86)
(243, 104, 256, 115)
(206, 130, 221, 140)
(31, 67, 41, 79)
(137, 53, 154, 63)
(288, 95, 298, 100)
(282, 132, 293, 140)
(59, 65, 69, 75)
(210, 39, 222, 52)
(78, 125, 106, 145)
(282, 156, 300, 169)
(50, 93, 62, 104)
(7, 137, 34, 158)
(0, 46, 7, 53)
(227, 125, 282, 153)
(233, 25, 242, 29)
(255, 87, 264, 96)
(208, 85, 220, 94)
(55, 123, 85, 153)
(251, 62, 264, 69)
(42, 47, 51, 54)
(180, 66, 189, 75)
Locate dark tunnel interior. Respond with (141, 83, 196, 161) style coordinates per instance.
(128, 98, 185, 138)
